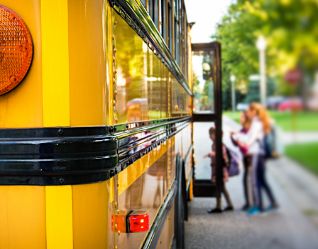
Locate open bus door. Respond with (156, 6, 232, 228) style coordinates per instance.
(191, 42, 223, 197)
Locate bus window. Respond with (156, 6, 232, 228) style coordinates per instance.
(168, 1, 173, 51)
(148, 0, 153, 18)
(153, 0, 159, 28)
(174, 0, 180, 64)
(160, 0, 166, 38)
(192, 50, 215, 113)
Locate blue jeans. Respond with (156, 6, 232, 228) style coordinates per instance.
(252, 155, 277, 210)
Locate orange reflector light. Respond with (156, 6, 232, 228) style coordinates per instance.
(0, 5, 33, 95)
(112, 210, 150, 233)
(111, 211, 128, 233)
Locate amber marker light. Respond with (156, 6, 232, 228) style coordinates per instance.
(0, 5, 33, 95)
(111, 211, 128, 233)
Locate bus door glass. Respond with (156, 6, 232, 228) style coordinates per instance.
(191, 42, 223, 197)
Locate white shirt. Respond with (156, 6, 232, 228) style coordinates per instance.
(234, 117, 264, 155)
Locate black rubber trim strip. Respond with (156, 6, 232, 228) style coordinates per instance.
(109, 0, 193, 96)
(141, 181, 177, 249)
(0, 128, 118, 185)
(116, 120, 190, 171)
(114, 116, 190, 135)
(0, 117, 191, 185)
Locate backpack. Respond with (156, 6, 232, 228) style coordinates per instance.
(225, 147, 241, 177)
(264, 125, 279, 159)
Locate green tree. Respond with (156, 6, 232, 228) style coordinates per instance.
(214, 0, 318, 109)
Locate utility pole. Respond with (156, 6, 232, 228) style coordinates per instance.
(256, 36, 267, 106)
(230, 75, 236, 112)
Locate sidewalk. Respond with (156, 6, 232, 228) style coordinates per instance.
(185, 157, 318, 249)
(282, 131, 318, 145)
(185, 116, 318, 249)
(269, 157, 318, 227)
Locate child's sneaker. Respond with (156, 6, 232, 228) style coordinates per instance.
(207, 208, 222, 214)
(224, 206, 234, 211)
(241, 204, 250, 211)
(247, 206, 260, 216)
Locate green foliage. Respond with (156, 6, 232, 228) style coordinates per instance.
(215, 4, 259, 82)
(285, 142, 318, 176)
(215, 0, 318, 108)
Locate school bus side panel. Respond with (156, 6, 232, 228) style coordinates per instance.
(0, 0, 43, 128)
(0, 186, 46, 249)
(68, 0, 108, 126)
(0, 1, 45, 248)
(116, 138, 176, 249)
(72, 180, 114, 249)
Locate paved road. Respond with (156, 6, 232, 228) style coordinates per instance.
(186, 118, 318, 249)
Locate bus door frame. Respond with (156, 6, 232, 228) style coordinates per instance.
(191, 42, 223, 197)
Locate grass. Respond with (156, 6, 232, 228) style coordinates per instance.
(223, 111, 241, 123)
(224, 111, 318, 132)
(285, 142, 318, 176)
(270, 111, 318, 132)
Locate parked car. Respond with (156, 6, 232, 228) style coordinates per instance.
(278, 98, 303, 111)
(236, 102, 249, 111)
(266, 96, 286, 110)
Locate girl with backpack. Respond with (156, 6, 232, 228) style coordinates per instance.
(250, 103, 279, 213)
(233, 103, 278, 215)
(205, 127, 234, 213)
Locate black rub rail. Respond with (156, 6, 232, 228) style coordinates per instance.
(0, 117, 191, 185)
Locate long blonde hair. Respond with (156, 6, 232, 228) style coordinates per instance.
(241, 111, 252, 131)
(249, 102, 271, 134)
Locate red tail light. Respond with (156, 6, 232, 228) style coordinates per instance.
(112, 210, 150, 233)
(128, 211, 150, 233)
(0, 5, 33, 95)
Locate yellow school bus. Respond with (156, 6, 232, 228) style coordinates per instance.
(0, 0, 196, 249)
